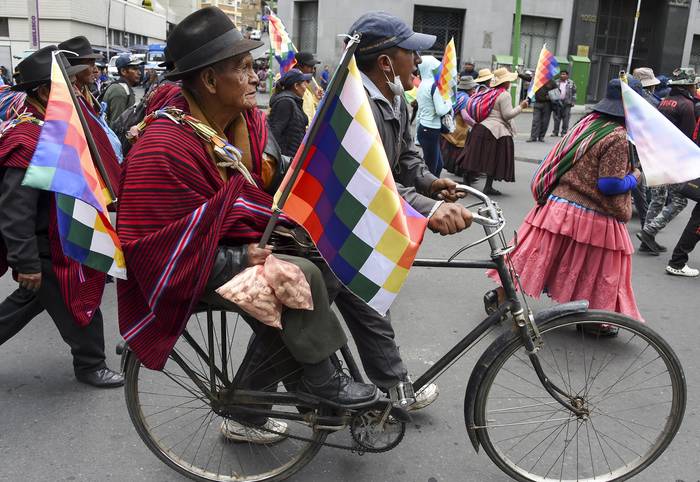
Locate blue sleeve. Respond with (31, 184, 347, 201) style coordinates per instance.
(597, 174, 638, 196)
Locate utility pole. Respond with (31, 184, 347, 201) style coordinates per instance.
(511, 0, 522, 105)
(106, 0, 111, 61)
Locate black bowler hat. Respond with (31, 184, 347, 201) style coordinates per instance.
(295, 52, 320, 67)
(57, 36, 103, 62)
(11, 45, 89, 92)
(592, 77, 644, 118)
(347, 11, 436, 55)
(165, 7, 263, 80)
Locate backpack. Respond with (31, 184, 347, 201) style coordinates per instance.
(430, 83, 455, 134)
(111, 99, 146, 157)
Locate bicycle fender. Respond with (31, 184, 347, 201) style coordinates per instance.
(463, 300, 589, 452)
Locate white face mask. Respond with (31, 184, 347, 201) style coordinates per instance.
(382, 56, 404, 98)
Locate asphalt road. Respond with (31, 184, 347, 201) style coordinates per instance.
(1, 153, 698, 481)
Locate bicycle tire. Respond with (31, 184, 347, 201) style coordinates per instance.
(471, 310, 686, 482)
(123, 313, 328, 482)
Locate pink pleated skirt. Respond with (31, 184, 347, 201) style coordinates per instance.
(487, 195, 642, 320)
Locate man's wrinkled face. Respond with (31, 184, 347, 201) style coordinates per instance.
(212, 53, 259, 111)
(75, 58, 96, 86)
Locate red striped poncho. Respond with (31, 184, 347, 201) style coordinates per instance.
(0, 102, 106, 326)
(117, 92, 277, 370)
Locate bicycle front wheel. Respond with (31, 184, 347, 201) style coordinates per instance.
(472, 310, 686, 482)
(124, 311, 327, 482)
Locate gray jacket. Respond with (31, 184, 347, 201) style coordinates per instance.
(558, 79, 577, 106)
(360, 72, 438, 216)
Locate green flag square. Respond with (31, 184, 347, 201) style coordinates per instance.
(329, 101, 354, 139)
(347, 271, 381, 302)
(332, 145, 360, 185)
(334, 190, 365, 230)
(338, 232, 373, 271)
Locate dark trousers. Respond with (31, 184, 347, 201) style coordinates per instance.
(530, 102, 552, 140)
(669, 179, 700, 269)
(632, 181, 649, 228)
(319, 263, 408, 390)
(0, 258, 106, 374)
(417, 124, 444, 177)
(552, 104, 572, 135)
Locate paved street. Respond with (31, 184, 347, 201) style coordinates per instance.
(1, 130, 698, 481)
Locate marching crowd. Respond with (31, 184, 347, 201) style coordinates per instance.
(0, 5, 697, 444)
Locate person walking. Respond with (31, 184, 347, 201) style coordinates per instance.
(485, 79, 646, 332)
(416, 55, 453, 176)
(665, 178, 700, 277)
(441, 75, 476, 174)
(0, 46, 123, 387)
(319, 64, 331, 90)
(459, 59, 478, 79)
(103, 54, 144, 128)
(294, 52, 323, 123)
(474, 68, 494, 90)
(268, 68, 312, 157)
(551, 70, 576, 136)
(527, 79, 557, 142)
(637, 68, 697, 254)
(633, 67, 661, 108)
(458, 67, 528, 195)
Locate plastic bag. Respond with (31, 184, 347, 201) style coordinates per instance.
(216, 265, 283, 329)
(263, 255, 314, 310)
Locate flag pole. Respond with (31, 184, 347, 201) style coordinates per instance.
(258, 34, 361, 248)
(626, 0, 642, 73)
(54, 51, 117, 202)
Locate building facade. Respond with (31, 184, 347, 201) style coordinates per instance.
(0, 0, 192, 69)
(277, 0, 700, 101)
(198, 0, 262, 30)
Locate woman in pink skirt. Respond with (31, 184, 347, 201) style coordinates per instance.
(484, 79, 645, 335)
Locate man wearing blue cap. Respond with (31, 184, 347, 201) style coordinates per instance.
(317, 12, 474, 410)
(103, 54, 144, 127)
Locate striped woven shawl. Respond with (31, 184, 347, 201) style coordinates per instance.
(530, 113, 620, 204)
(466, 87, 505, 123)
(117, 94, 279, 370)
(0, 102, 106, 327)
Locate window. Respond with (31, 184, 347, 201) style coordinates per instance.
(520, 15, 561, 69)
(412, 6, 465, 60)
(0, 17, 8, 37)
(294, 1, 318, 53)
(594, 0, 636, 56)
(690, 35, 700, 73)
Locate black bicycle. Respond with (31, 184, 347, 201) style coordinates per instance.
(120, 186, 686, 482)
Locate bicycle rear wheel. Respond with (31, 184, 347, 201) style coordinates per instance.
(472, 311, 686, 482)
(124, 310, 327, 482)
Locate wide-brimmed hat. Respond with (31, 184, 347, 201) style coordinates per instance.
(11, 45, 89, 92)
(165, 7, 263, 80)
(458, 75, 477, 91)
(632, 67, 660, 87)
(474, 68, 494, 83)
(668, 67, 697, 86)
(490, 67, 518, 87)
(348, 11, 436, 55)
(592, 78, 643, 117)
(57, 36, 103, 62)
(295, 52, 320, 67)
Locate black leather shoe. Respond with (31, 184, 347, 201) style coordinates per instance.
(636, 231, 666, 254)
(76, 367, 125, 388)
(301, 369, 378, 407)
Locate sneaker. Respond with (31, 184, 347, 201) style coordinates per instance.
(665, 265, 699, 277)
(220, 418, 289, 444)
(407, 383, 440, 411)
(636, 231, 667, 254)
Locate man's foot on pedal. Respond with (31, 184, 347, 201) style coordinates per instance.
(408, 383, 439, 411)
(483, 289, 499, 316)
(301, 369, 378, 406)
(665, 264, 699, 277)
(220, 418, 288, 444)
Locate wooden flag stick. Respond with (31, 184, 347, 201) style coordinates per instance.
(257, 34, 361, 248)
(54, 51, 117, 203)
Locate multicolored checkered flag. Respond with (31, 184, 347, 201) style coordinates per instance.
(272, 43, 428, 315)
(527, 44, 559, 99)
(434, 37, 458, 103)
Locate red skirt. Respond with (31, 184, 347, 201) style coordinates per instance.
(487, 196, 642, 320)
(457, 124, 514, 182)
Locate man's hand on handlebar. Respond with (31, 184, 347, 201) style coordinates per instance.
(247, 244, 272, 265)
(428, 203, 473, 235)
(430, 178, 466, 202)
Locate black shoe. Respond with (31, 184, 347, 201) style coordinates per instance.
(76, 367, 124, 388)
(636, 231, 667, 254)
(537, 138, 545, 142)
(483, 289, 499, 316)
(550, 133, 559, 137)
(638, 242, 652, 253)
(301, 369, 378, 407)
(483, 187, 502, 196)
(525, 138, 537, 143)
(577, 323, 619, 337)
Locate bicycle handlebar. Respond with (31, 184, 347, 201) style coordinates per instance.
(454, 184, 500, 227)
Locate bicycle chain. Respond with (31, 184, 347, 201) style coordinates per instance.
(232, 409, 404, 454)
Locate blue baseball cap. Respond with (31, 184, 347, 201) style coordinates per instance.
(115, 54, 145, 70)
(280, 68, 313, 87)
(348, 12, 436, 55)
